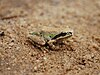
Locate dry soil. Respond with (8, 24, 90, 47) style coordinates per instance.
(0, 0, 100, 75)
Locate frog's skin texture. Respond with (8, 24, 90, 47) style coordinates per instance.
(28, 26, 73, 50)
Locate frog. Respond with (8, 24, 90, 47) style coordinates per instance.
(27, 26, 73, 50)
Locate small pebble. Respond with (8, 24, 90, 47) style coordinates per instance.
(7, 67, 11, 70)
(9, 42, 14, 46)
(0, 31, 5, 36)
(16, 47, 20, 50)
(43, 57, 47, 60)
(34, 66, 38, 70)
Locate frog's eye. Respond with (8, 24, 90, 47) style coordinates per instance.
(49, 35, 52, 38)
(39, 32, 43, 36)
(49, 34, 55, 38)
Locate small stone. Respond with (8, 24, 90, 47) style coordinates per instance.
(7, 67, 11, 70)
(36, 59, 40, 62)
(9, 42, 14, 46)
(16, 47, 20, 50)
(8, 46, 12, 49)
(11, 38, 15, 42)
(34, 66, 37, 70)
(0, 31, 5, 36)
(43, 57, 47, 60)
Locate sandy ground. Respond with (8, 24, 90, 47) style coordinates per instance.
(0, 0, 100, 75)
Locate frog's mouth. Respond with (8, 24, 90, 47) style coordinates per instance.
(51, 32, 72, 40)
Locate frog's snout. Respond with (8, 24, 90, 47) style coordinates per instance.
(66, 32, 73, 36)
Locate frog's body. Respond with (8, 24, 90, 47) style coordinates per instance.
(28, 26, 73, 50)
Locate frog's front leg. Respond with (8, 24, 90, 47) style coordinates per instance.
(47, 40, 59, 50)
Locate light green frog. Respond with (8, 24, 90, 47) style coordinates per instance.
(28, 27, 73, 50)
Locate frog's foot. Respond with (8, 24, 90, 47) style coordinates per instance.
(47, 40, 60, 50)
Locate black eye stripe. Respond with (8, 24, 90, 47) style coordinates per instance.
(66, 32, 72, 35)
(52, 32, 72, 40)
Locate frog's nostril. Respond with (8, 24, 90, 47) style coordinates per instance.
(66, 32, 72, 35)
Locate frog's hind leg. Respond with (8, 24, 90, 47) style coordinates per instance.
(33, 43, 48, 52)
(28, 39, 47, 52)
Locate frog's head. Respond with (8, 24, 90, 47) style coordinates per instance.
(51, 31, 73, 40)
